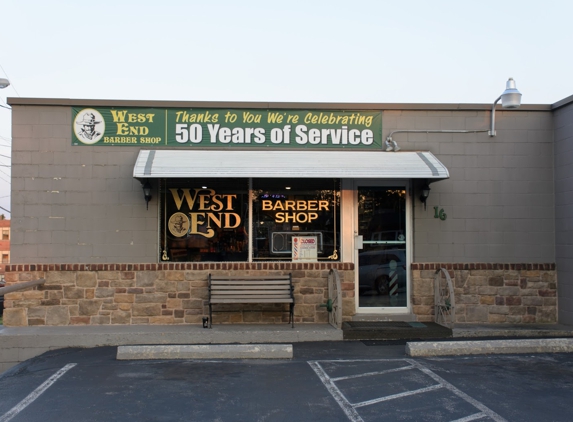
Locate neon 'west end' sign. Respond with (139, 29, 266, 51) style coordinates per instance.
(167, 188, 241, 239)
(166, 188, 333, 239)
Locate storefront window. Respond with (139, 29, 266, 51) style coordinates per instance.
(160, 178, 340, 262)
(252, 179, 340, 261)
(160, 178, 249, 262)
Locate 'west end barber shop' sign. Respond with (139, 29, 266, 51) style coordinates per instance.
(72, 107, 382, 149)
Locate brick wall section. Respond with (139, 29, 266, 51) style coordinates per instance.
(2, 262, 355, 327)
(411, 263, 557, 323)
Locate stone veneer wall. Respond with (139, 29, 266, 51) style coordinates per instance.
(411, 263, 557, 323)
(3, 262, 558, 326)
(2, 263, 355, 327)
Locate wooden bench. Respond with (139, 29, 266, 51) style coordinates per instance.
(208, 274, 294, 328)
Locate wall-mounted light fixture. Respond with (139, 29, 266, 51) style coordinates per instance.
(142, 180, 152, 210)
(419, 183, 430, 210)
(385, 138, 401, 152)
(488, 77, 522, 136)
(385, 78, 523, 151)
(0, 78, 10, 110)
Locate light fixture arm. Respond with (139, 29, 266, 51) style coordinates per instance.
(489, 77, 522, 137)
(386, 78, 521, 148)
(488, 95, 502, 137)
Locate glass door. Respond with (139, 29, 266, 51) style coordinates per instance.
(357, 185, 408, 310)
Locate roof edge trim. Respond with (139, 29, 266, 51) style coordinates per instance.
(7, 97, 552, 112)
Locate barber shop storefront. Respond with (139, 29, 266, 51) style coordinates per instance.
(3, 97, 562, 327)
(125, 107, 449, 324)
(135, 145, 446, 316)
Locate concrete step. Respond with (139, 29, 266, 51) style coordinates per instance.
(351, 313, 418, 322)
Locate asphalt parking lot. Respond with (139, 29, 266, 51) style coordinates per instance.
(1, 342, 572, 422)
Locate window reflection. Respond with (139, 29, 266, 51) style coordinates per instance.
(358, 187, 407, 308)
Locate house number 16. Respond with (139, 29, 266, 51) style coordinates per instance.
(434, 207, 447, 221)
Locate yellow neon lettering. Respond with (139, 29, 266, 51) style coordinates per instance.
(262, 200, 273, 211)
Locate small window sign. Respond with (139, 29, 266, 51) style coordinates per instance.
(292, 236, 318, 262)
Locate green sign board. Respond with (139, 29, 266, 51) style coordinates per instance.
(72, 107, 382, 149)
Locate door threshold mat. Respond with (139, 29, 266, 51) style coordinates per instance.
(342, 321, 452, 340)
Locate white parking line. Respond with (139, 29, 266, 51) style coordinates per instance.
(308, 361, 364, 422)
(406, 359, 507, 422)
(450, 413, 489, 422)
(330, 364, 414, 382)
(309, 359, 507, 422)
(353, 384, 444, 408)
(0, 363, 77, 422)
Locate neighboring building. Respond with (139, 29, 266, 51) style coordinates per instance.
(0, 219, 10, 281)
(2, 93, 571, 327)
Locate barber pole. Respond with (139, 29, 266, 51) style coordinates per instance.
(293, 237, 299, 259)
(389, 260, 398, 305)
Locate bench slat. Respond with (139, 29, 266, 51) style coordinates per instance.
(211, 298, 293, 303)
(212, 290, 291, 295)
(210, 275, 290, 280)
(211, 284, 290, 290)
(210, 280, 291, 285)
(212, 295, 290, 298)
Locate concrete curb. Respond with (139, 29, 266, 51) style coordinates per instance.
(453, 328, 573, 339)
(117, 344, 293, 360)
(406, 338, 573, 357)
(0, 324, 341, 373)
